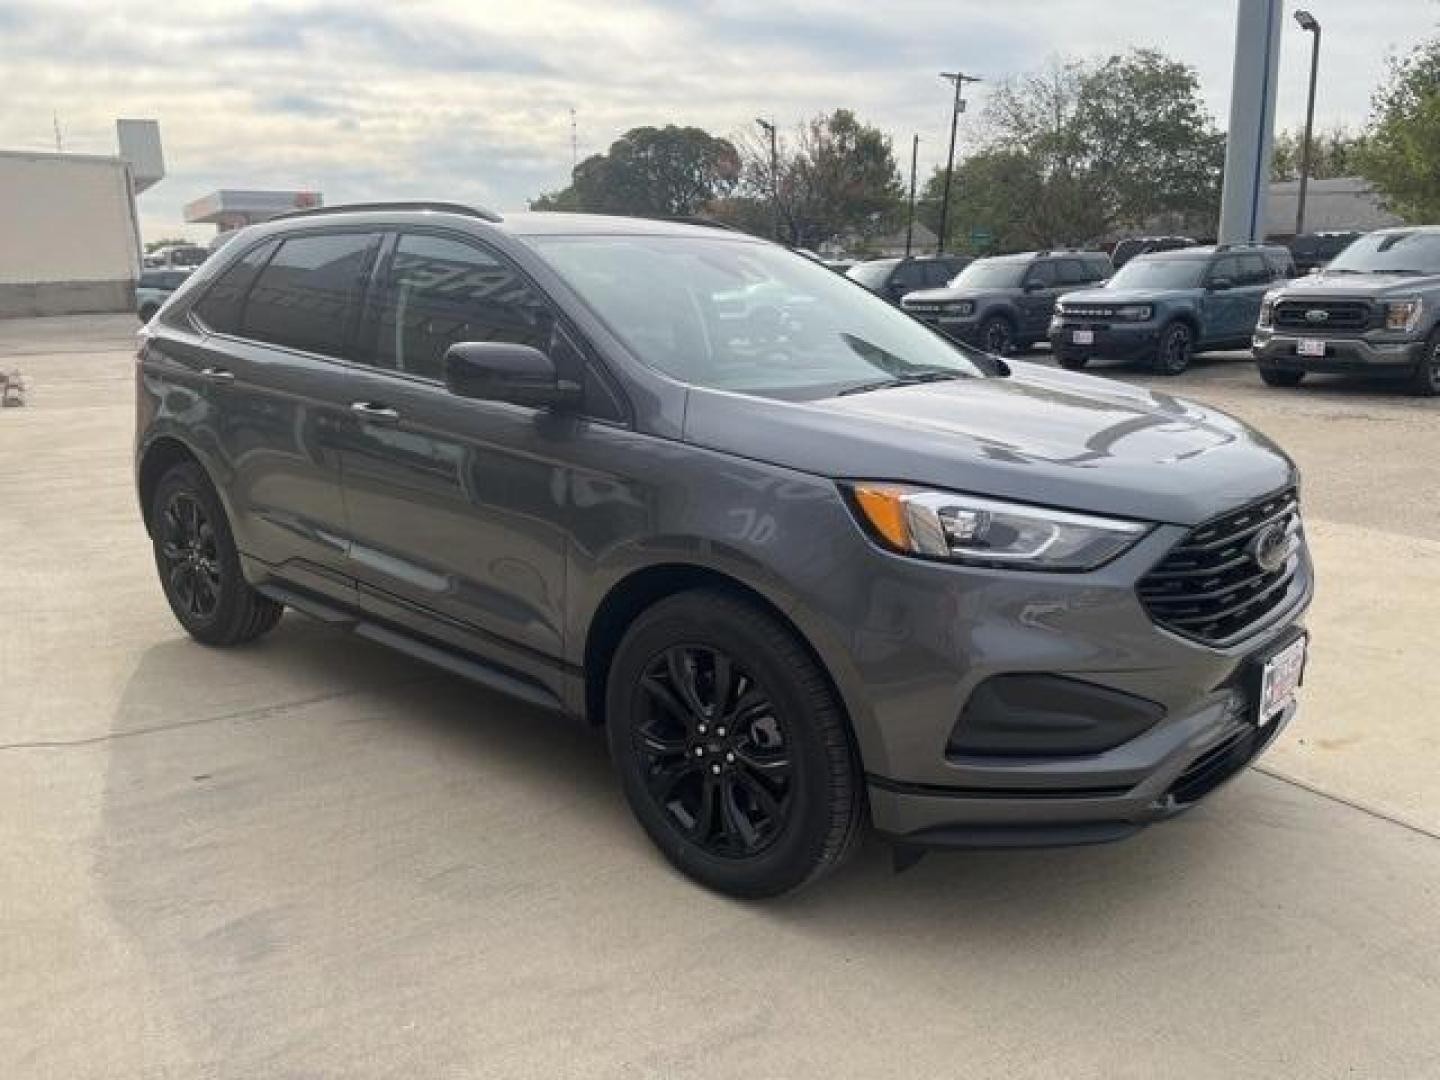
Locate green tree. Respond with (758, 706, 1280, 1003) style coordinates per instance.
(531, 125, 740, 218)
(1355, 39, 1440, 221)
(1272, 126, 1365, 181)
(929, 49, 1223, 250)
(144, 237, 193, 252)
(736, 109, 904, 247)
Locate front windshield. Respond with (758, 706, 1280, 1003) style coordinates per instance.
(1326, 231, 1440, 275)
(951, 260, 1028, 289)
(535, 236, 985, 399)
(1108, 258, 1207, 289)
(845, 261, 895, 289)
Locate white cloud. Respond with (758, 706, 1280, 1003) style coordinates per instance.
(0, 0, 1425, 241)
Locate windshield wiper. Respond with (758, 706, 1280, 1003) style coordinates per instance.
(836, 370, 966, 396)
(1374, 268, 1429, 275)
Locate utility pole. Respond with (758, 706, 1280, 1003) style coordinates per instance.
(937, 72, 981, 255)
(569, 107, 579, 169)
(905, 134, 919, 257)
(755, 118, 781, 243)
(1294, 10, 1322, 236)
(52, 113, 62, 153)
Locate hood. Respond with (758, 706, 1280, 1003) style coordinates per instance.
(1060, 287, 1194, 306)
(682, 363, 1295, 527)
(902, 286, 1014, 305)
(1280, 271, 1440, 297)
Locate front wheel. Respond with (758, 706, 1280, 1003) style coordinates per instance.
(605, 590, 864, 898)
(978, 315, 1016, 357)
(1258, 366, 1304, 388)
(1408, 330, 1440, 397)
(1152, 322, 1194, 375)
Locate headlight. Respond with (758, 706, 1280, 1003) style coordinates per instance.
(1113, 304, 1153, 322)
(942, 300, 975, 316)
(1385, 298, 1422, 332)
(845, 484, 1151, 571)
(1258, 294, 1277, 329)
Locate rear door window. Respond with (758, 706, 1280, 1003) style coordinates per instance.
(921, 262, 952, 287)
(1025, 261, 1058, 288)
(1207, 256, 1242, 285)
(240, 232, 379, 357)
(192, 240, 278, 335)
(1054, 260, 1089, 285)
(891, 261, 925, 291)
(1236, 254, 1270, 285)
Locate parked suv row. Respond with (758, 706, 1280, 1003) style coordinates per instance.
(846, 255, 971, 304)
(136, 203, 1312, 897)
(901, 249, 1113, 355)
(1050, 243, 1295, 374)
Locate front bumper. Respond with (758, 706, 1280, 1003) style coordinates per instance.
(1049, 319, 1160, 362)
(1253, 330, 1424, 375)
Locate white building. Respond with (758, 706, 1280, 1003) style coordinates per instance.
(0, 120, 163, 317)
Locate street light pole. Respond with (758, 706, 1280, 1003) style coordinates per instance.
(1294, 9, 1322, 237)
(937, 72, 981, 256)
(905, 134, 919, 257)
(755, 118, 780, 243)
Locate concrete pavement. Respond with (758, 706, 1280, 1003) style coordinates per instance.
(2, 316, 1438, 1079)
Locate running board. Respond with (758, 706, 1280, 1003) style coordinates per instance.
(257, 583, 564, 713)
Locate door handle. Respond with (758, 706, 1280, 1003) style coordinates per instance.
(200, 366, 235, 385)
(350, 401, 400, 424)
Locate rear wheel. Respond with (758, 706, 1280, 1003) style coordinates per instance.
(979, 315, 1016, 356)
(1152, 321, 1194, 375)
(1258, 366, 1305, 388)
(1408, 330, 1440, 397)
(1056, 353, 1090, 371)
(150, 462, 284, 646)
(605, 590, 864, 898)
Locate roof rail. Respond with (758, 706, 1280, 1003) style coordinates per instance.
(1214, 241, 1275, 251)
(270, 201, 503, 223)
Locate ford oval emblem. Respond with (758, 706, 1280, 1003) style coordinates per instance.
(1304, 308, 1330, 323)
(1251, 522, 1294, 573)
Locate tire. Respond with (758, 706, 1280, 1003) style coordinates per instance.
(1258, 366, 1304, 388)
(978, 315, 1016, 357)
(1152, 321, 1195, 375)
(138, 304, 159, 323)
(150, 461, 284, 646)
(1057, 353, 1089, 371)
(605, 590, 864, 898)
(1408, 330, 1440, 397)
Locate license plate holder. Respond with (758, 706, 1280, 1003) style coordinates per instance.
(1257, 634, 1307, 727)
(1072, 329, 1095, 345)
(1296, 338, 1327, 358)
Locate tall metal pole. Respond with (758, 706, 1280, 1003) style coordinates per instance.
(905, 134, 919, 257)
(755, 118, 781, 243)
(1294, 11, 1322, 236)
(936, 73, 980, 255)
(1218, 0, 1283, 244)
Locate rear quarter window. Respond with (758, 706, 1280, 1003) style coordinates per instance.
(191, 240, 279, 334)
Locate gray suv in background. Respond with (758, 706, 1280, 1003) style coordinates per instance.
(1254, 226, 1440, 395)
(901, 249, 1113, 354)
(136, 203, 1312, 897)
(1051, 244, 1294, 374)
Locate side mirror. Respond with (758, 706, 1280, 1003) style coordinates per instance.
(1207, 277, 1233, 292)
(443, 342, 580, 410)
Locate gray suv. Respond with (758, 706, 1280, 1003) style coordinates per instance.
(1254, 227, 1440, 396)
(1051, 244, 1294, 375)
(901, 250, 1113, 355)
(136, 203, 1313, 897)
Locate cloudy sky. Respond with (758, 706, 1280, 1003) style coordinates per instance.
(0, 0, 1431, 241)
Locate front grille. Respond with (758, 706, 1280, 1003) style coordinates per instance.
(1059, 304, 1119, 319)
(1138, 488, 1303, 647)
(1273, 299, 1373, 331)
(905, 302, 944, 314)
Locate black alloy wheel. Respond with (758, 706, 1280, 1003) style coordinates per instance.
(980, 315, 1015, 357)
(634, 645, 793, 859)
(158, 491, 222, 622)
(1410, 330, 1440, 397)
(150, 461, 284, 646)
(606, 590, 863, 897)
(1153, 321, 1194, 375)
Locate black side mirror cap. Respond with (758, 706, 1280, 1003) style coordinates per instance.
(443, 342, 581, 410)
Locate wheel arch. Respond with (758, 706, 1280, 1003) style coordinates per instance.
(136, 434, 207, 535)
(581, 563, 857, 745)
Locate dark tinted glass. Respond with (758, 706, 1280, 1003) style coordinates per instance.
(891, 261, 925, 289)
(1207, 256, 1242, 283)
(1237, 254, 1270, 285)
(371, 233, 554, 380)
(241, 232, 377, 356)
(192, 240, 277, 334)
(1026, 261, 1058, 287)
(1054, 260, 1088, 285)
